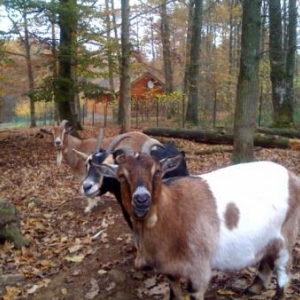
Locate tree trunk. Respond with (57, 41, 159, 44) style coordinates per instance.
(142, 127, 300, 150)
(111, 0, 122, 124)
(0, 200, 30, 249)
(51, 12, 60, 125)
(269, 0, 293, 127)
(285, 0, 297, 123)
(183, 0, 194, 96)
(185, 0, 203, 125)
(57, 0, 78, 127)
(105, 0, 115, 103)
(160, 0, 173, 94)
(23, 11, 36, 128)
(119, 0, 131, 133)
(256, 126, 300, 139)
(232, 0, 261, 164)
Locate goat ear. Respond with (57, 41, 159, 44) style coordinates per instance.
(160, 154, 182, 177)
(72, 149, 89, 161)
(113, 149, 125, 161)
(115, 153, 126, 164)
(40, 128, 53, 135)
(91, 163, 118, 179)
(65, 126, 74, 134)
(113, 147, 132, 164)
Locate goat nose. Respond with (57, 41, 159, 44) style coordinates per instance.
(55, 140, 61, 145)
(134, 193, 150, 204)
(83, 181, 92, 192)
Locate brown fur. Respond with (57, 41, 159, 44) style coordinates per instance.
(118, 154, 220, 280)
(283, 172, 300, 253)
(224, 202, 240, 230)
(44, 124, 98, 180)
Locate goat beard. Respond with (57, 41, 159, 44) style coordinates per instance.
(56, 150, 63, 166)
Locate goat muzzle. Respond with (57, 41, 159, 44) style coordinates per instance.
(132, 193, 151, 218)
(54, 140, 62, 150)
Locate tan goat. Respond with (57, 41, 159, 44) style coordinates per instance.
(41, 120, 104, 212)
(40, 120, 97, 175)
(92, 142, 300, 300)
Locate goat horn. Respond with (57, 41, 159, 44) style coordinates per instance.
(106, 133, 131, 154)
(59, 120, 69, 128)
(72, 148, 90, 161)
(116, 145, 134, 156)
(95, 128, 104, 152)
(141, 138, 164, 154)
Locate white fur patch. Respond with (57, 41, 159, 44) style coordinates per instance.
(56, 150, 63, 166)
(132, 186, 150, 201)
(275, 248, 290, 287)
(196, 161, 290, 271)
(81, 176, 103, 197)
(84, 197, 103, 213)
(146, 213, 158, 228)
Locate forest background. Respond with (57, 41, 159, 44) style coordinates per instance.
(0, 0, 299, 157)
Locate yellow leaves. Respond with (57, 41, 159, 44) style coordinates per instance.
(217, 289, 235, 296)
(2, 286, 21, 300)
(249, 289, 276, 299)
(64, 254, 85, 263)
(15, 99, 55, 118)
(61, 287, 68, 295)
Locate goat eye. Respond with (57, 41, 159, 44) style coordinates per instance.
(118, 174, 126, 182)
(154, 170, 162, 177)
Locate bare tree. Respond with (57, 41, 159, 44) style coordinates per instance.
(105, 0, 115, 99)
(185, 0, 203, 125)
(268, 0, 294, 127)
(160, 0, 173, 93)
(232, 0, 261, 163)
(119, 0, 131, 133)
(285, 0, 297, 125)
(4, 0, 39, 127)
(57, 0, 81, 129)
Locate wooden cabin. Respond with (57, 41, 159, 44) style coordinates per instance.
(84, 72, 165, 121)
(130, 72, 165, 100)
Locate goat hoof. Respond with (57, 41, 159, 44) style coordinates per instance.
(246, 284, 264, 295)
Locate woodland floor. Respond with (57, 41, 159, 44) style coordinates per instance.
(1, 125, 300, 300)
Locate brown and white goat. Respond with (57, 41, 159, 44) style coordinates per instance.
(93, 145, 300, 300)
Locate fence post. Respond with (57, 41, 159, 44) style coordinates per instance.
(92, 102, 95, 126)
(82, 104, 85, 125)
(135, 98, 138, 128)
(213, 91, 217, 128)
(182, 94, 185, 128)
(156, 97, 159, 127)
(104, 101, 107, 127)
(258, 85, 263, 127)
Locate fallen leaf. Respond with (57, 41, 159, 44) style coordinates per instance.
(2, 286, 21, 300)
(27, 284, 39, 294)
(85, 278, 99, 299)
(217, 289, 235, 295)
(68, 244, 83, 253)
(144, 276, 157, 288)
(64, 254, 85, 263)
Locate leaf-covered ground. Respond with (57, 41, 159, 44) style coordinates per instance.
(1, 125, 300, 300)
